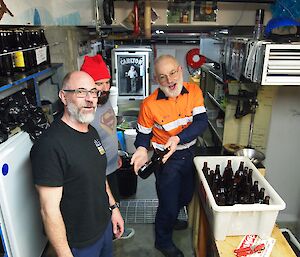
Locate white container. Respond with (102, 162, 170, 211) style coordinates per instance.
(113, 106, 118, 116)
(194, 156, 286, 240)
(124, 129, 137, 154)
(109, 86, 118, 110)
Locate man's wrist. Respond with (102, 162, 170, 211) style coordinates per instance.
(137, 146, 148, 153)
(109, 202, 120, 211)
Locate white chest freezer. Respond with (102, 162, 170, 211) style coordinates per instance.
(0, 131, 47, 257)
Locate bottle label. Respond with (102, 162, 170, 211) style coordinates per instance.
(13, 51, 25, 68)
(35, 46, 47, 65)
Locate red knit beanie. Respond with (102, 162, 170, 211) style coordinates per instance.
(80, 54, 111, 81)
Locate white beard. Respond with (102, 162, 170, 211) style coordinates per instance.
(160, 82, 183, 98)
(67, 102, 96, 124)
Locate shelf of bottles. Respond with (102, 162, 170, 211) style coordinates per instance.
(0, 28, 62, 105)
(0, 28, 51, 76)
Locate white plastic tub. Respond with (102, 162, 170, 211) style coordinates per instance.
(194, 156, 286, 240)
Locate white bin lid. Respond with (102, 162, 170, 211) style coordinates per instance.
(124, 129, 137, 136)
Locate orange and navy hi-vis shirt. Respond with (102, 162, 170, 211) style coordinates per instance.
(135, 82, 208, 151)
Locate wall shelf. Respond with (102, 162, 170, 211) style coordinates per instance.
(0, 63, 63, 105)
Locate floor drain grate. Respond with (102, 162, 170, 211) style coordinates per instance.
(119, 199, 188, 224)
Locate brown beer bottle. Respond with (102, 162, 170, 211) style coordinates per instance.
(223, 159, 233, 188)
(0, 31, 14, 76)
(258, 188, 265, 204)
(138, 148, 169, 179)
(263, 195, 270, 205)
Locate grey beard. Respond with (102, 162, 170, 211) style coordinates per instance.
(67, 102, 96, 124)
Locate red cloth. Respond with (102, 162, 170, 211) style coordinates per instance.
(80, 54, 111, 81)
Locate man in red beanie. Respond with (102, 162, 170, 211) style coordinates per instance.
(81, 54, 135, 241)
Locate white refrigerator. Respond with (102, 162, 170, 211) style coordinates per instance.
(0, 131, 47, 257)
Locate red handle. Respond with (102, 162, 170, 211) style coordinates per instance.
(133, 0, 140, 36)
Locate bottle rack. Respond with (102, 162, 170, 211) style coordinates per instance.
(0, 43, 55, 57)
(0, 63, 63, 106)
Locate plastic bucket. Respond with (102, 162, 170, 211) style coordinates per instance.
(124, 129, 137, 154)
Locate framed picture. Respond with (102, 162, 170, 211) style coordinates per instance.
(193, 1, 217, 22)
(167, 2, 192, 24)
(112, 48, 152, 100)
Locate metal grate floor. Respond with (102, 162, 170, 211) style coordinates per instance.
(119, 199, 188, 224)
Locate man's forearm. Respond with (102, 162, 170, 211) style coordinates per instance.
(41, 209, 73, 257)
(106, 179, 117, 206)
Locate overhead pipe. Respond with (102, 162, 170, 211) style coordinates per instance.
(144, 0, 151, 39)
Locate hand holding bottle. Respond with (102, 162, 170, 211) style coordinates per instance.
(130, 146, 148, 174)
(137, 147, 170, 179)
(162, 136, 180, 163)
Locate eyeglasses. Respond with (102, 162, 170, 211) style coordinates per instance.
(63, 88, 99, 98)
(157, 67, 180, 82)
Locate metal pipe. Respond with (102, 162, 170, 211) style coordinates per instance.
(144, 0, 151, 39)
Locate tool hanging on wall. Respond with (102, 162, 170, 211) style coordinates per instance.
(0, 0, 13, 20)
(103, 0, 114, 25)
(186, 48, 206, 76)
(133, 0, 140, 36)
(234, 90, 257, 119)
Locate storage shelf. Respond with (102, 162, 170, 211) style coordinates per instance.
(208, 70, 225, 85)
(207, 92, 225, 112)
(0, 63, 63, 104)
(208, 119, 223, 143)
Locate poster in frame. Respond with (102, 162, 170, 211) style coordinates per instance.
(112, 48, 152, 100)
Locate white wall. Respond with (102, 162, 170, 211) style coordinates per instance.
(265, 86, 300, 236)
(114, 1, 272, 26)
(0, 0, 93, 25)
(0, 0, 271, 26)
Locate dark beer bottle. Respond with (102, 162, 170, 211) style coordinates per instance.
(30, 30, 39, 67)
(207, 168, 214, 187)
(258, 188, 265, 204)
(13, 30, 27, 72)
(138, 148, 169, 179)
(251, 181, 259, 203)
(24, 30, 36, 69)
(202, 161, 209, 178)
(213, 164, 221, 181)
(0, 31, 14, 76)
(249, 192, 255, 204)
(39, 29, 51, 65)
(234, 161, 244, 184)
(263, 195, 270, 205)
(232, 182, 239, 204)
(215, 188, 226, 206)
(248, 168, 253, 187)
(223, 159, 233, 188)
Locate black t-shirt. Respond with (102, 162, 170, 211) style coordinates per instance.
(30, 119, 111, 248)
